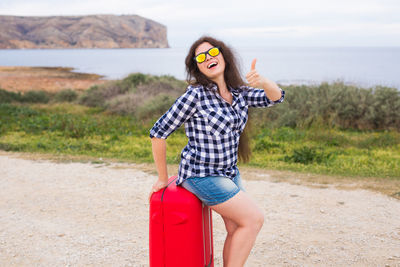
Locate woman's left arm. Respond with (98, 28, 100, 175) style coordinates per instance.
(245, 58, 282, 101)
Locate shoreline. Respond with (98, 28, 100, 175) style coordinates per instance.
(0, 66, 109, 93)
(1, 65, 399, 92)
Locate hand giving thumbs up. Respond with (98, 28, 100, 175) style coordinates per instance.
(246, 58, 265, 88)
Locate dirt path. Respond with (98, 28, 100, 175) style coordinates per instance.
(0, 153, 399, 266)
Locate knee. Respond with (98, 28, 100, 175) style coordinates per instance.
(225, 221, 238, 236)
(253, 210, 264, 232)
(244, 210, 264, 233)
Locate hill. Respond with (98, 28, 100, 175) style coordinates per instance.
(0, 14, 169, 49)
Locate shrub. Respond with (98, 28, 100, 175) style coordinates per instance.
(0, 88, 22, 103)
(369, 86, 400, 130)
(252, 82, 400, 131)
(254, 136, 282, 152)
(78, 85, 106, 107)
(76, 75, 400, 131)
(105, 80, 183, 118)
(271, 127, 303, 142)
(357, 131, 400, 148)
(121, 72, 153, 90)
(21, 90, 50, 103)
(136, 93, 176, 121)
(305, 129, 349, 147)
(54, 89, 78, 102)
(79, 73, 186, 118)
(284, 146, 335, 164)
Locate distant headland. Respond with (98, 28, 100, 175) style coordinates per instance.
(0, 14, 169, 49)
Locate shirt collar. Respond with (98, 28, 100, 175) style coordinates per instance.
(205, 83, 218, 92)
(206, 83, 240, 95)
(230, 87, 240, 96)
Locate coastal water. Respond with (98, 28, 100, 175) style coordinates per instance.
(1, 46, 399, 89)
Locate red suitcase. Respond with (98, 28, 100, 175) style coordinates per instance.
(149, 176, 214, 267)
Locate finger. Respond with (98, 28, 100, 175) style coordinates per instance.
(246, 71, 259, 79)
(246, 73, 259, 83)
(251, 58, 257, 71)
(246, 71, 258, 80)
(247, 76, 260, 87)
(148, 186, 157, 202)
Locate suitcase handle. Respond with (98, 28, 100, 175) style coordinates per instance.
(203, 204, 213, 267)
(161, 176, 178, 202)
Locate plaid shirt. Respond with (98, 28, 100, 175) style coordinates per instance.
(149, 83, 285, 185)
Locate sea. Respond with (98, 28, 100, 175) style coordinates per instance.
(1, 46, 400, 89)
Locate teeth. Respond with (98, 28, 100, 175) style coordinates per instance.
(207, 62, 217, 69)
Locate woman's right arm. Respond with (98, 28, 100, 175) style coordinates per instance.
(148, 137, 169, 202)
(148, 86, 199, 201)
(151, 137, 169, 189)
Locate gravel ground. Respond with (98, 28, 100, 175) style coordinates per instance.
(0, 154, 399, 266)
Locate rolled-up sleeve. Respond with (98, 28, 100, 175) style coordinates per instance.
(241, 86, 285, 107)
(149, 86, 198, 139)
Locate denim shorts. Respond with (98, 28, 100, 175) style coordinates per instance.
(181, 173, 245, 206)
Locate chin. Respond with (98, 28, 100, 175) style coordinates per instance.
(206, 69, 224, 80)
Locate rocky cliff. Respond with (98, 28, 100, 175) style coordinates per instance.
(0, 14, 169, 49)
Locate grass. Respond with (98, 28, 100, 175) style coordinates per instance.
(2, 72, 399, 199)
(1, 102, 399, 181)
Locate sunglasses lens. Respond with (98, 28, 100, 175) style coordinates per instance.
(195, 47, 220, 63)
(196, 53, 206, 63)
(209, 47, 220, 57)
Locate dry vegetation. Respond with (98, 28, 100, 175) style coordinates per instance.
(0, 66, 107, 93)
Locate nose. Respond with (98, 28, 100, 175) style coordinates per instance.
(205, 52, 212, 62)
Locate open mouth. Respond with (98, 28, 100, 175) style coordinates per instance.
(207, 62, 218, 69)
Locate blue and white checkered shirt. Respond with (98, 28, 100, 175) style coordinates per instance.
(149, 83, 285, 185)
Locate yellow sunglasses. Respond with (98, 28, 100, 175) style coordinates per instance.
(194, 46, 220, 63)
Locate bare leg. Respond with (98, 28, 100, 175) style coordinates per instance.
(221, 217, 238, 266)
(211, 191, 264, 267)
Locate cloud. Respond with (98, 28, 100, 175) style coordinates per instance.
(218, 23, 400, 37)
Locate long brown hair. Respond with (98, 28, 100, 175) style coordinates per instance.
(185, 36, 251, 163)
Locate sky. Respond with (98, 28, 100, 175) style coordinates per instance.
(1, 0, 400, 48)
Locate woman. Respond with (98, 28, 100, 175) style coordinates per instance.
(149, 36, 285, 267)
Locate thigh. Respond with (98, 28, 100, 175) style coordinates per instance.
(210, 190, 264, 227)
(219, 173, 246, 233)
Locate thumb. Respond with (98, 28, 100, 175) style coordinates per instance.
(251, 58, 257, 70)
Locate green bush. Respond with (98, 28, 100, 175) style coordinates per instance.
(136, 93, 176, 121)
(54, 89, 78, 102)
(284, 146, 335, 164)
(1, 101, 398, 179)
(254, 136, 282, 152)
(105, 81, 182, 117)
(271, 127, 303, 142)
(0, 88, 22, 103)
(78, 85, 106, 107)
(305, 129, 349, 147)
(121, 72, 153, 90)
(21, 90, 50, 103)
(357, 131, 400, 148)
(369, 86, 400, 130)
(79, 73, 165, 108)
(252, 82, 400, 131)
(79, 73, 186, 121)
(0, 142, 27, 151)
